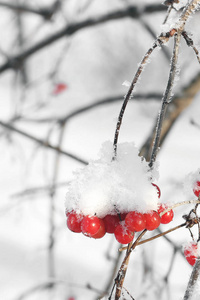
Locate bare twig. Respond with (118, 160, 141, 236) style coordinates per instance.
(111, 230, 147, 300)
(120, 223, 186, 251)
(149, 32, 181, 168)
(182, 31, 200, 64)
(178, 0, 200, 32)
(113, 40, 160, 158)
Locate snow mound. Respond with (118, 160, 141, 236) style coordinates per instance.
(65, 141, 159, 217)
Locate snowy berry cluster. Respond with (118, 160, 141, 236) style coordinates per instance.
(66, 184, 174, 244)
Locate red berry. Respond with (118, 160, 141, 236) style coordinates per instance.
(52, 83, 67, 95)
(193, 181, 200, 197)
(114, 222, 134, 244)
(144, 211, 161, 231)
(158, 204, 174, 224)
(81, 215, 101, 237)
(103, 214, 119, 233)
(152, 183, 161, 198)
(125, 211, 146, 232)
(91, 219, 106, 239)
(67, 212, 83, 233)
(184, 242, 198, 266)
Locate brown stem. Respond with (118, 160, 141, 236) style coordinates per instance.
(149, 32, 181, 168)
(112, 230, 147, 299)
(113, 42, 159, 159)
(120, 223, 186, 251)
(182, 31, 200, 64)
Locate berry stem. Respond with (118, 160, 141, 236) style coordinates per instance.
(160, 199, 200, 217)
(110, 230, 147, 300)
(119, 222, 186, 251)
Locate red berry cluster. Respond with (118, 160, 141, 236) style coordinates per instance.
(66, 184, 174, 244)
(184, 242, 198, 266)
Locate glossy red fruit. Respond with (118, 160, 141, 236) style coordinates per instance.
(91, 219, 106, 239)
(125, 211, 146, 232)
(152, 183, 161, 198)
(114, 222, 134, 244)
(103, 214, 119, 233)
(158, 204, 174, 224)
(81, 215, 101, 237)
(144, 211, 161, 231)
(193, 181, 200, 197)
(67, 212, 83, 233)
(184, 242, 198, 266)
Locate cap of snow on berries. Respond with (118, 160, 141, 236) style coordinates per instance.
(65, 141, 159, 218)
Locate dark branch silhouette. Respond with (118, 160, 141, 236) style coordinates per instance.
(0, 0, 61, 20)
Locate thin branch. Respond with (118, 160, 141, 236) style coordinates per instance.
(120, 223, 186, 251)
(138, 223, 186, 246)
(139, 18, 171, 61)
(182, 31, 200, 64)
(178, 0, 200, 32)
(149, 32, 181, 168)
(111, 230, 147, 300)
(183, 258, 200, 300)
(0, 120, 87, 164)
(113, 40, 160, 158)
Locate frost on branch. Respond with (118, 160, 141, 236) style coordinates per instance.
(65, 141, 159, 218)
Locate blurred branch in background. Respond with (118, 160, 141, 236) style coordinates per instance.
(0, 3, 167, 74)
(0, 0, 61, 20)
